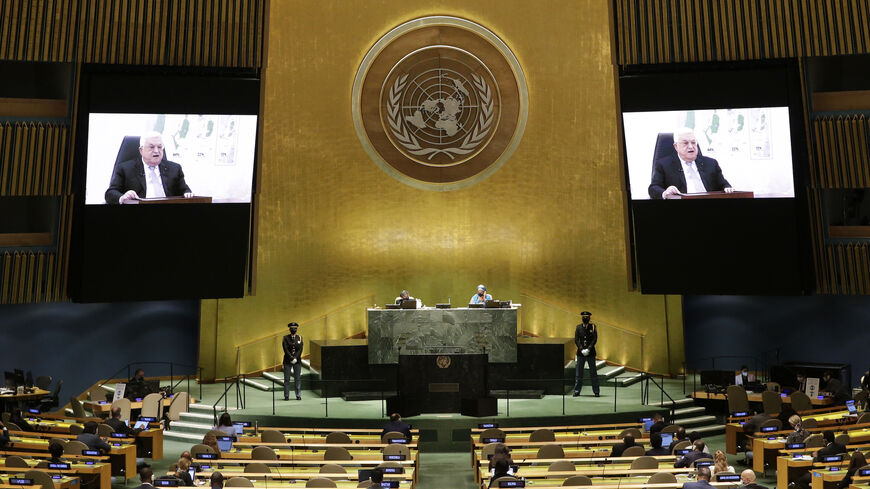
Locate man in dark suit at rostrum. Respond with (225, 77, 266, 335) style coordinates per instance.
(282, 322, 304, 401)
(573, 311, 600, 397)
(648, 128, 734, 199)
(674, 440, 710, 468)
(681, 466, 714, 489)
(105, 131, 193, 204)
(381, 413, 412, 441)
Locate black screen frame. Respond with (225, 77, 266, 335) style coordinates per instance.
(69, 64, 261, 302)
(618, 60, 812, 295)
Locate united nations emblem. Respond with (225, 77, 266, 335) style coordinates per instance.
(352, 16, 528, 190)
(435, 356, 452, 369)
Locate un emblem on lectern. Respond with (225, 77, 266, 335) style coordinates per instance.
(352, 16, 528, 191)
(436, 356, 452, 369)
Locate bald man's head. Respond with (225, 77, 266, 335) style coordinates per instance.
(741, 469, 756, 485)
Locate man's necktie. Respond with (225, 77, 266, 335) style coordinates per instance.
(685, 162, 705, 193)
(148, 166, 166, 198)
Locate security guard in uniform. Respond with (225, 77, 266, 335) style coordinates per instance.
(573, 311, 600, 397)
(282, 322, 304, 400)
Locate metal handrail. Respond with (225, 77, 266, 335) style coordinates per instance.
(97, 361, 202, 400)
(644, 375, 676, 422)
(212, 374, 245, 424)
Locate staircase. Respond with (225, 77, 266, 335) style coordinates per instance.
(564, 360, 647, 388)
(164, 403, 237, 443)
(646, 396, 724, 436)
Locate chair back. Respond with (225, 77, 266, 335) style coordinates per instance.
(225, 477, 254, 487)
(64, 440, 90, 455)
(765, 382, 781, 393)
(260, 429, 286, 443)
(5, 422, 22, 431)
(325, 431, 351, 444)
(857, 412, 870, 425)
(49, 438, 68, 448)
(68, 424, 84, 435)
(651, 133, 678, 177)
(618, 428, 642, 439)
(760, 418, 782, 431)
(323, 446, 352, 460)
(206, 429, 227, 438)
(835, 434, 850, 445)
(804, 434, 825, 448)
(167, 392, 189, 421)
(4, 455, 28, 467)
(630, 456, 658, 470)
(801, 418, 819, 429)
(356, 481, 372, 488)
(547, 461, 575, 475)
(481, 442, 499, 459)
(622, 445, 645, 457)
(726, 385, 750, 414)
(1, 412, 9, 423)
(647, 472, 678, 484)
(561, 475, 592, 486)
(244, 463, 271, 474)
(141, 393, 164, 419)
(762, 390, 783, 416)
(319, 464, 347, 478)
(251, 446, 278, 460)
(24, 470, 57, 489)
(305, 477, 338, 488)
(530, 429, 556, 442)
(479, 427, 506, 443)
(383, 444, 410, 457)
(671, 440, 691, 454)
(536, 444, 565, 459)
(661, 424, 682, 434)
(713, 471, 737, 482)
(191, 444, 216, 457)
(34, 376, 52, 390)
(70, 396, 86, 417)
(790, 390, 813, 412)
(376, 461, 401, 469)
(111, 398, 132, 421)
(381, 431, 406, 443)
(97, 424, 114, 437)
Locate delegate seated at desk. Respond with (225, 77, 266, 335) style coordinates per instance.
(105, 132, 194, 204)
(395, 290, 422, 308)
(469, 284, 492, 305)
(648, 128, 734, 199)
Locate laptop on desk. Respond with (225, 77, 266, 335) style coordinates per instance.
(400, 299, 417, 309)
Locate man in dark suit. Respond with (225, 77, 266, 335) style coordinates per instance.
(648, 128, 734, 199)
(105, 407, 137, 436)
(573, 311, 600, 397)
(381, 413, 412, 441)
(77, 421, 111, 454)
(48, 442, 67, 463)
(649, 412, 666, 435)
(674, 440, 709, 468)
(610, 434, 640, 457)
(813, 430, 846, 461)
(681, 466, 713, 489)
(135, 467, 155, 489)
(740, 469, 767, 489)
(645, 433, 671, 456)
(105, 132, 193, 204)
(668, 426, 689, 452)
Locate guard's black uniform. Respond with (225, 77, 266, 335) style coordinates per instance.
(573, 316, 599, 396)
(282, 329, 304, 400)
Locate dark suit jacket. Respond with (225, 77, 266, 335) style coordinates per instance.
(77, 432, 111, 453)
(105, 159, 192, 204)
(674, 450, 708, 468)
(649, 421, 666, 435)
(609, 441, 638, 457)
(681, 481, 714, 489)
(743, 483, 767, 489)
(814, 442, 847, 461)
(105, 417, 133, 436)
(645, 446, 671, 456)
(648, 155, 731, 199)
(381, 420, 412, 440)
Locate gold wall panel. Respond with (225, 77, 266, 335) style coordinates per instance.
(614, 0, 870, 65)
(199, 0, 684, 380)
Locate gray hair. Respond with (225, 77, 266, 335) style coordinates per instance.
(140, 131, 164, 148)
(673, 127, 696, 143)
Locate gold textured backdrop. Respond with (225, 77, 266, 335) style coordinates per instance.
(199, 0, 684, 380)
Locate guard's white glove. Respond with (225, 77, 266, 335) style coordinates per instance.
(290, 358, 297, 365)
(581, 349, 589, 357)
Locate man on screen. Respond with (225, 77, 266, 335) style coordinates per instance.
(105, 131, 194, 204)
(648, 128, 734, 199)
